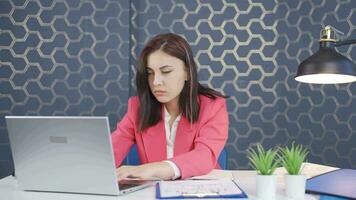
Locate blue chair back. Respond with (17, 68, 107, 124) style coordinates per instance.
(218, 147, 228, 169)
(123, 144, 140, 165)
(124, 144, 228, 169)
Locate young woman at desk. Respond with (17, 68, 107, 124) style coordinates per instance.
(111, 33, 228, 181)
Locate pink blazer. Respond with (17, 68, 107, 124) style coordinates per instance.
(111, 95, 228, 179)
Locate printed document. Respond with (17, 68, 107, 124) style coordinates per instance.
(158, 179, 243, 198)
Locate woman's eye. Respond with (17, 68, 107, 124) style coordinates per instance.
(162, 71, 172, 74)
(147, 70, 153, 74)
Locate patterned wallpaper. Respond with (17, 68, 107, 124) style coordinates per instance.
(0, 0, 355, 178)
(130, 0, 356, 169)
(0, 0, 131, 178)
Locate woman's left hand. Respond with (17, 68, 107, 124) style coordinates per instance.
(116, 161, 175, 181)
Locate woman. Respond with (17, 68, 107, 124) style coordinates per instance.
(111, 33, 228, 181)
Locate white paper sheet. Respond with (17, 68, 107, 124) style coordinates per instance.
(158, 179, 243, 198)
(190, 169, 235, 180)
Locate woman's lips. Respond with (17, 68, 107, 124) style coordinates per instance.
(154, 90, 166, 96)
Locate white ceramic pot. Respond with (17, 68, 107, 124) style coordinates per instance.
(256, 174, 276, 200)
(285, 174, 306, 200)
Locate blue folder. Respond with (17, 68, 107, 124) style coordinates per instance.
(306, 169, 356, 200)
(320, 195, 349, 200)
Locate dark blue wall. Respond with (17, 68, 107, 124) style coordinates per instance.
(0, 0, 131, 178)
(0, 0, 355, 178)
(130, 0, 356, 169)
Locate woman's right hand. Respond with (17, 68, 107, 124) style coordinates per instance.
(116, 162, 175, 181)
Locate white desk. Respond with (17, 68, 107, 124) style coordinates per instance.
(0, 163, 337, 200)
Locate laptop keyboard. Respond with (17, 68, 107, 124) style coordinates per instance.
(118, 179, 151, 190)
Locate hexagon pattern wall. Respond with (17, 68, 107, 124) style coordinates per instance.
(131, 0, 356, 169)
(0, 0, 131, 177)
(0, 0, 355, 178)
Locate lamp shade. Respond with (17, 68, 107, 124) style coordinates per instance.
(295, 41, 356, 84)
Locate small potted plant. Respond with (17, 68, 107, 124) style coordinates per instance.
(279, 142, 309, 199)
(247, 144, 280, 200)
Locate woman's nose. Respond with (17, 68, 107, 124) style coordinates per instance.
(153, 74, 163, 86)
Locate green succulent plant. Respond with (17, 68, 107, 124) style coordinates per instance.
(279, 142, 309, 175)
(247, 144, 280, 175)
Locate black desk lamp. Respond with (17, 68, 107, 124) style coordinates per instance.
(295, 26, 356, 84)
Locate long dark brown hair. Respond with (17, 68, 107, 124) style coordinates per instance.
(136, 33, 225, 131)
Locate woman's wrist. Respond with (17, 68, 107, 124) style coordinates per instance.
(163, 160, 181, 180)
(149, 161, 175, 180)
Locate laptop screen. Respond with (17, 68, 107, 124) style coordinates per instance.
(6, 116, 121, 195)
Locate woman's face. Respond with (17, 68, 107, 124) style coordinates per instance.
(146, 50, 187, 105)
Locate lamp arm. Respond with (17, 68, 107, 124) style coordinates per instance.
(335, 39, 356, 47)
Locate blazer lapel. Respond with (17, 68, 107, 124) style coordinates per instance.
(141, 120, 167, 162)
(174, 116, 196, 156)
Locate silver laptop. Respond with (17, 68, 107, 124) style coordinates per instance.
(5, 116, 153, 195)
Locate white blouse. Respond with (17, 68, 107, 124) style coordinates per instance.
(163, 106, 182, 179)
